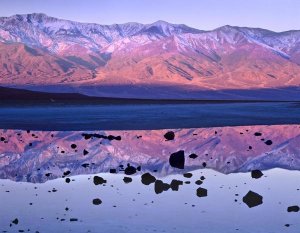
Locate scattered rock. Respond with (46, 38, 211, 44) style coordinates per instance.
(183, 173, 193, 178)
(169, 150, 185, 169)
(92, 198, 102, 205)
(82, 133, 121, 141)
(154, 180, 170, 194)
(265, 140, 273, 146)
(123, 177, 132, 183)
(83, 149, 89, 156)
(287, 206, 300, 212)
(124, 164, 137, 175)
(189, 153, 198, 159)
(164, 131, 175, 141)
(141, 173, 156, 185)
(195, 180, 203, 185)
(170, 179, 183, 191)
(93, 176, 107, 185)
(63, 171, 71, 176)
(243, 191, 263, 208)
(251, 170, 264, 179)
(65, 178, 71, 183)
(12, 218, 19, 225)
(45, 173, 52, 177)
(196, 187, 208, 197)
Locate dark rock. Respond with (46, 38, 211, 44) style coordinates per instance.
(265, 140, 273, 146)
(81, 163, 89, 168)
(154, 180, 170, 194)
(141, 173, 156, 185)
(164, 131, 175, 141)
(254, 132, 262, 136)
(195, 180, 203, 185)
(63, 171, 71, 176)
(93, 176, 107, 185)
(287, 206, 300, 212)
(83, 149, 89, 156)
(124, 164, 137, 175)
(82, 133, 121, 141)
(123, 177, 132, 183)
(45, 173, 52, 177)
(12, 218, 19, 225)
(243, 191, 263, 208)
(92, 198, 102, 205)
(183, 173, 193, 178)
(196, 187, 208, 197)
(189, 153, 198, 159)
(169, 150, 185, 169)
(170, 179, 183, 191)
(251, 170, 264, 179)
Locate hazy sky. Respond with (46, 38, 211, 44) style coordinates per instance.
(0, 0, 298, 32)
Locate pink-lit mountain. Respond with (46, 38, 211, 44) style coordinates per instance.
(1, 13, 300, 99)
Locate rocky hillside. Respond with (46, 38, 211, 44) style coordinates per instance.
(0, 14, 300, 99)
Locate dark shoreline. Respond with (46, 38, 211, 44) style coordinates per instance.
(1, 86, 299, 106)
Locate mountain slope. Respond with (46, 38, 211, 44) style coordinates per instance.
(0, 42, 94, 84)
(0, 13, 300, 98)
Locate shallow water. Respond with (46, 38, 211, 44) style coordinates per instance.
(0, 102, 299, 130)
(1, 125, 300, 182)
(1, 103, 300, 232)
(1, 169, 299, 233)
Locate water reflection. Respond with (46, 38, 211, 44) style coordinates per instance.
(0, 124, 299, 182)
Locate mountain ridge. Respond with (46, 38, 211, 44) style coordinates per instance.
(2, 13, 298, 34)
(0, 13, 300, 99)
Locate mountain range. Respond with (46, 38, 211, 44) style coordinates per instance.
(1, 13, 300, 99)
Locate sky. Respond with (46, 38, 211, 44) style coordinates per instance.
(0, 0, 298, 32)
